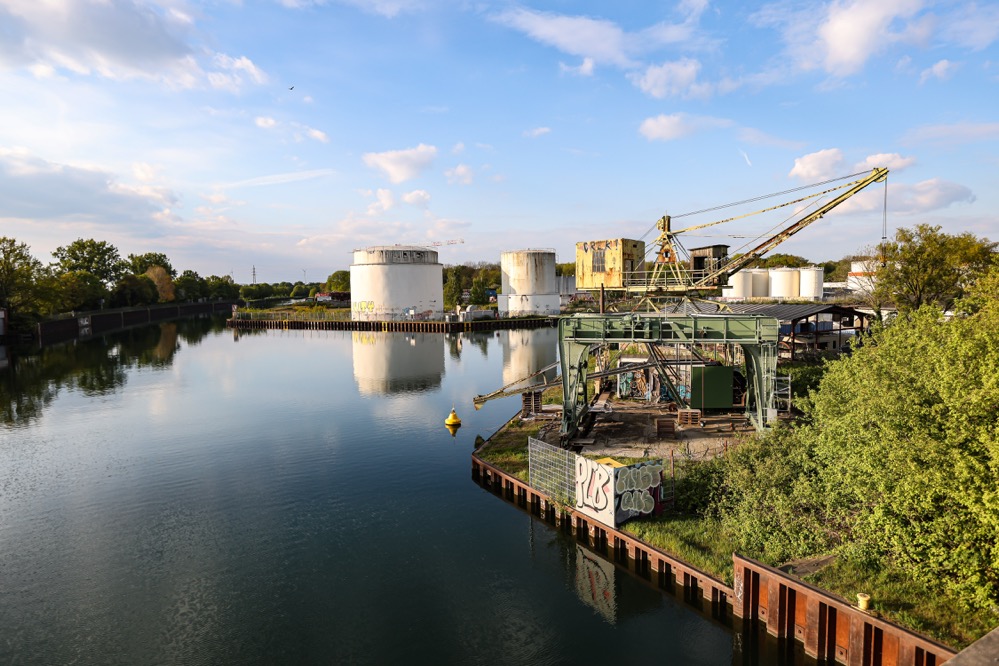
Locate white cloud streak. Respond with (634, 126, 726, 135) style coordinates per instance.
(363, 144, 437, 183)
(639, 113, 733, 141)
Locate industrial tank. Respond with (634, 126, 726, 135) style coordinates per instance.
(748, 269, 770, 298)
(769, 268, 801, 299)
(798, 266, 824, 300)
(351, 332, 444, 395)
(500, 249, 560, 316)
(350, 246, 443, 321)
(723, 270, 752, 299)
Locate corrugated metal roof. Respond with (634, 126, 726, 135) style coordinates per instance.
(722, 303, 861, 322)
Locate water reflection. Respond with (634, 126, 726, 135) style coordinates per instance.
(0, 316, 226, 427)
(351, 331, 445, 395)
(502, 328, 558, 390)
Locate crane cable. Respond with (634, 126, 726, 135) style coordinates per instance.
(638, 170, 867, 242)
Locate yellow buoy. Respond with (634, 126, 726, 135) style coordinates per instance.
(445, 408, 461, 426)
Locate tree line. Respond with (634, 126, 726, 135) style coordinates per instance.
(1, 237, 242, 331)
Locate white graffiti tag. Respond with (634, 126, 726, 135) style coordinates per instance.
(575, 458, 612, 515)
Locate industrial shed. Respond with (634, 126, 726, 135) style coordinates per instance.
(722, 303, 870, 360)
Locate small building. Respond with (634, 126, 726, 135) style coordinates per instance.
(724, 303, 870, 360)
(575, 239, 646, 291)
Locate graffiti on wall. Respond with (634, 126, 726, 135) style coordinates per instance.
(574, 457, 614, 526)
(614, 461, 664, 525)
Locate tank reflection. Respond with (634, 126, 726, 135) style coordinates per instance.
(351, 332, 445, 395)
(502, 328, 558, 391)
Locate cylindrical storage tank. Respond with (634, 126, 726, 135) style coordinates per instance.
(769, 267, 801, 299)
(748, 269, 770, 298)
(798, 266, 824, 301)
(500, 250, 560, 316)
(350, 246, 443, 321)
(725, 271, 752, 299)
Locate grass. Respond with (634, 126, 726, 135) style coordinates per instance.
(623, 514, 738, 586)
(800, 557, 998, 650)
(474, 417, 546, 482)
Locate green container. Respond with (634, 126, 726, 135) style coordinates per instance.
(690, 366, 733, 409)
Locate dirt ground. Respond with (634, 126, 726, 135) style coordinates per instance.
(528, 399, 759, 461)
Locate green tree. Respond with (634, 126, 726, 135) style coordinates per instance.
(52, 238, 126, 287)
(0, 236, 46, 324)
(127, 252, 175, 278)
(875, 224, 996, 312)
(110, 274, 158, 307)
(443, 266, 463, 309)
(290, 284, 309, 298)
(57, 270, 107, 310)
(325, 270, 350, 292)
(205, 275, 240, 300)
(556, 262, 576, 277)
(174, 270, 205, 301)
(469, 275, 488, 305)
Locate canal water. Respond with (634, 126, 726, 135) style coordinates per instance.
(0, 318, 790, 665)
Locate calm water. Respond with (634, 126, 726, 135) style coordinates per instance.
(0, 318, 788, 665)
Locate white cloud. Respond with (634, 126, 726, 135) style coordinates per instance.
(451, 142, 465, 154)
(256, 117, 278, 129)
(402, 190, 430, 206)
(445, 164, 473, 185)
(366, 188, 395, 215)
(132, 162, 159, 183)
(940, 3, 999, 50)
(523, 127, 551, 138)
(492, 9, 635, 67)
(559, 57, 595, 76)
(362, 143, 437, 183)
(855, 153, 916, 173)
(280, 0, 423, 19)
(892, 179, 975, 213)
(817, 0, 922, 76)
(631, 58, 710, 99)
(0, 1, 266, 90)
(919, 59, 957, 84)
(903, 122, 999, 144)
(639, 113, 732, 141)
(222, 169, 336, 189)
(789, 148, 844, 180)
(305, 127, 329, 143)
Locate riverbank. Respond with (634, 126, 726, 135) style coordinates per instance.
(473, 403, 988, 658)
(35, 301, 237, 346)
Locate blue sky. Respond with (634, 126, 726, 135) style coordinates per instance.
(1, 0, 996, 284)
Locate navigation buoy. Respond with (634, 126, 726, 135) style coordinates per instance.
(444, 407, 462, 437)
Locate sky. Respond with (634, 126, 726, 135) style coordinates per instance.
(1, 0, 996, 284)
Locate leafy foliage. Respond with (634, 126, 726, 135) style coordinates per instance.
(875, 224, 996, 312)
(52, 238, 126, 287)
(127, 252, 175, 278)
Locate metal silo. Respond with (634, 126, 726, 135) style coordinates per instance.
(798, 266, 824, 301)
(500, 249, 560, 316)
(350, 246, 443, 321)
(769, 267, 801, 299)
(723, 270, 752, 299)
(748, 269, 771, 298)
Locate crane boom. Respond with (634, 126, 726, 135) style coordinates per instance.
(689, 167, 888, 290)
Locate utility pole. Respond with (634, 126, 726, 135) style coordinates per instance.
(252, 265, 256, 285)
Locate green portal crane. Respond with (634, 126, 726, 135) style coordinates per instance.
(558, 313, 780, 443)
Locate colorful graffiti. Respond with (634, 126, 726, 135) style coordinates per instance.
(574, 457, 614, 526)
(614, 461, 663, 525)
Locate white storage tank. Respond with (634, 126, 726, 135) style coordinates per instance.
(351, 332, 444, 395)
(748, 269, 770, 298)
(723, 270, 752, 299)
(500, 249, 560, 316)
(769, 267, 801, 299)
(350, 246, 443, 321)
(798, 266, 824, 301)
